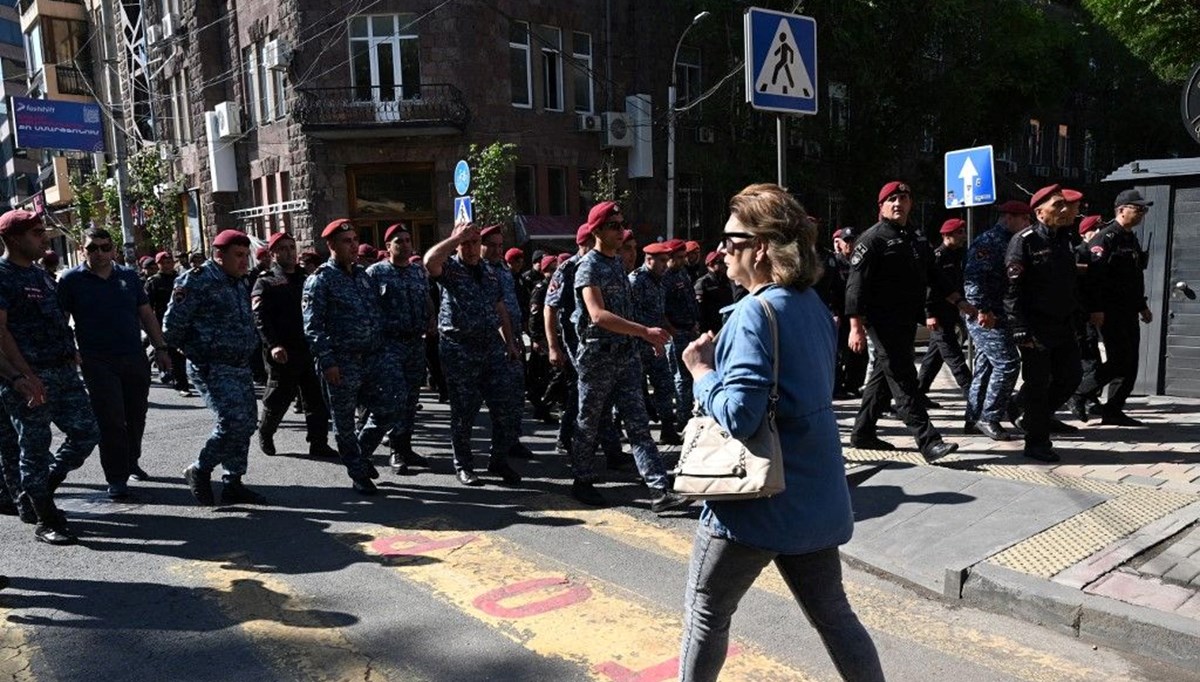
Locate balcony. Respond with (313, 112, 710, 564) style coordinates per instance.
(52, 65, 94, 97)
(294, 83, 470, 140)
(19, 0, 86, 30)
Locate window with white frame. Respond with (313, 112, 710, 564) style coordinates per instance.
(538, 26, 562, 111)
(168, 68, 192, 144)
(243, 38, 287, 126)
(349, 15, 421, 103)
(676, 46, 701, 105)
(243, 45, 260, 126)
(509, 21, 531, 108)
(1026, 118, 1043, 165)
(1055, 124, 1071, 169)
(572, 32, 593, 114)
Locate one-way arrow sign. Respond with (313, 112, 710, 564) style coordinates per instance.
(944, 145, 996, 209)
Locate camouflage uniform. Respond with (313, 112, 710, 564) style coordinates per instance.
(962, 223, 1021, 424)
(434, 256, 513, 472)
(303, 260, 402, 480)
(366, 259, 429, 441)
(0, 258, 98, 503)
(571, 250, 669, 489)
(487, 260, 526, 449)
(628, 264, 677, 427)
(163, 260, 258, 477)
(663, 267, 700, 417)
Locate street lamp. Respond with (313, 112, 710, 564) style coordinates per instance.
(666, 10, 710, 240)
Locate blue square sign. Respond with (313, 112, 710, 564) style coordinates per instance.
(453, 195, 473, 225)
(944, 146, 996, 209)
(744, 8, 818, 115)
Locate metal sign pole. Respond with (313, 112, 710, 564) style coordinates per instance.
(776, 115, 786, 188)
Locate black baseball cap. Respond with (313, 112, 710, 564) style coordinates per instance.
(1114, 189, 1153, 208)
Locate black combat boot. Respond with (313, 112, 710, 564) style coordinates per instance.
(220, 475, 268, 505)
(32, 496, 75, 545)
(258, 409, 284, 456)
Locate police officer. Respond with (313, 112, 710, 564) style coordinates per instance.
(846, 182, 957, 460)
(629, 241, 681, 444)
(481, 225, 536, 461)
(1079, 190, 1153, 426)
(694, 250, 734, 335)
(962, 201, 1029, 441)
(663, 239, 701, 423)
(366, 223, 432, 475)
(829, 228, 867, 398)
(684, 240, 705, 281)
(526, 255, 559, 422)
(252, 231, 335, 460)
(165, 229, 266, 506)
(571, 201, 689, 513)
(1004, 185, 1083, 462)
(0, 210, 99, 544)
(425, 222, 522, 487)
(917, 218, 975, 400)
(1069, 215, 1105, 421)
(619, 229, 639, 274)
(146, 251, 192, 397)
(303, 220, 403, 494)
(544, 228, 593, 452)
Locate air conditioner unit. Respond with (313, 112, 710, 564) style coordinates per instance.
(695, 126, 715, 144)
(601, 112, 633, 148)
(158, 143, 177, 161)
(263, 38, 292, 71)
(576, 113, 601, 132)
(214, 101, 241, 140)
(146, 24, 164, 45)
(162, 12, 181, 38)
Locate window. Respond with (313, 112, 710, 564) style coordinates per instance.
(515, 165, 536, 215)
(244, 35, 291, 125)
(1025, 118, 1043, 165)
(1055, 124, 1070, 169)
(676, 46, 701, 105)
(829, 82, 849, 132)
(509, 21, 531, 108)
(539, 26, 562, 111)
(349, 14, 421, 104)
(25, 24, 42, 79)
(167, 68, 192, 143)
(546, 166, 567, 215)
(0, 20, 22, 48)
(678, 174, 704, 241)
(243, 46, 261, 126)
(572, 32, 593, 114)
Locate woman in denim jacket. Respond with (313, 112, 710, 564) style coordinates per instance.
(679, 184, 884, 681)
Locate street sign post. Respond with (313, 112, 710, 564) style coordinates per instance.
(744, 8, 818, 115)
(944, 145, 997, 209)
(453, 195, 473, 225)
(453, 159, 471, 196)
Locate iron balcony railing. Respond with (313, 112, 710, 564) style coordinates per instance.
(293, 83, 470, 131)
(54, 65, 94, 97)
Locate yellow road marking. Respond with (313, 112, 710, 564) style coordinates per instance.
(0, 608, 39, 682)
(174, 555, 420, 682)
(357, 522, 819, 681)
(523, 494, 1112, 682)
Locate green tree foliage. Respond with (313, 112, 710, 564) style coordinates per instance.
(125, 148, 182, 251)
(587, 153, 631, 206)
(466, 142, 517, 227)
(1081, 0, 1199, 83)
(68, 169, 111, 242)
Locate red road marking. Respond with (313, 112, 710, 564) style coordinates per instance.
(594, 646, 741, 682)
(472, 576, 592, 618)
(371, 533, 478, 557)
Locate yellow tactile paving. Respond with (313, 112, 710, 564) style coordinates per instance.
(354, 520, 817, 682)
(173, 555, 419, 682)
(0, 608, 40, 682)
(522, 495, 1113, 682)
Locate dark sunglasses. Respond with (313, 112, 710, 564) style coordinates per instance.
(85, 243, 114, 253)
(720, 232, 756, 250)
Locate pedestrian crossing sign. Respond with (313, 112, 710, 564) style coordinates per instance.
(744, 7, 818, 115)
(454, 195, 473, 225)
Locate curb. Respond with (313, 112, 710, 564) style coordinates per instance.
(961, 562, 1200, 671)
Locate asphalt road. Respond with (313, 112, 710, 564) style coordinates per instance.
(0, 381, 1195, 682)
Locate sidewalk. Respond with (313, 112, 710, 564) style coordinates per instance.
(838, 379, 1200, 672)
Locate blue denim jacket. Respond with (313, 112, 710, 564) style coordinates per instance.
(693, 284, 854, 554)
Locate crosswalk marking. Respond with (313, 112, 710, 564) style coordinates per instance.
(358, 520, 817, 681)
(0, 607, 40, 682)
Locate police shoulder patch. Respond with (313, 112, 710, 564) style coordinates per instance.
(1017, 227, 1035, 238)
(850, 243, 869, 266)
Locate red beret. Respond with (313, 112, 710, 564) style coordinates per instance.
(996, 200, 1030, 215)
(0, 209, 41, 236)
(377, 251, 389, 262)
(154, 250, 172, 263)
(664, 238, 687, 253)
(213, 229, 250, 248)
(643, 242, 674, 255)
(622, 229, 635, 243)
(685, 240, 701, 253)
(384, 223, 410, 243)
(1078, 215, 1103, 235)
(705, 250, 722, 266)
(538, 255, 557, 271)
(575, 224, 592, 246)
(479, 224, 504, 239)
(255, 246, 269, 259)
(585, 201, 621, 236)
(557, 253, 572, 264)
(267, 231, 294, 251)
(504, 247, 524, 263)
(877, 181, 911, 204)
(357, 243, 377, 258)
(1028, 184, 1062, 210)
(1061, 188, 1083, 203)
(939, 218, 966, 235)
(321, 218, 355, 239)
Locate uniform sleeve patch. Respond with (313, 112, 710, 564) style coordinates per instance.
(1006, 262, 1024, 279)
(850, 244, 869, 266)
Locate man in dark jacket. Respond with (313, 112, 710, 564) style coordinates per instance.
(693, 251, 733, 335)
(145, 250, 191, 396)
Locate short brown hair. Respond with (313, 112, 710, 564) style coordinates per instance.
(728, 183, 821, 289)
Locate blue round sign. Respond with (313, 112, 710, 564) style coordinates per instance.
(454, 160, 471, 196)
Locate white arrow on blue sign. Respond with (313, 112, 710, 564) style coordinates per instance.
(744, 7, 818, 115)
(453, 195, 474, 225)
(453, 160, 471, 196)
(944, 145, 996, 209)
